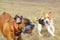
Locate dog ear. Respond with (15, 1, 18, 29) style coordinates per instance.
(14, 15, 19, 20)
(43, 12, 45, 16)
(48, 12, 52, 16)
(42, 12, 47, 19)
(20, 16, 23, 19)
(48, 11, 52, 18)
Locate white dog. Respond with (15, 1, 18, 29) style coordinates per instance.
(37, 12, 55, 36)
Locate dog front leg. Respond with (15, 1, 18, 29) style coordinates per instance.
(50, 20, 55, 36)
(46, 26, 55, 36)
(50, 20, 55, 34)
(38, 24, 42, 36)
(7, 32, 14, 40)
(50, 24, 55, 36)
(17, 34, 22, 40)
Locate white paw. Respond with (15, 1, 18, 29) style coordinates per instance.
(52, 34, 55, 36)
(39, 33, 43, 36)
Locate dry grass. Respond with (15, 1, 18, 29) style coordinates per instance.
(0, 1, 60, 40)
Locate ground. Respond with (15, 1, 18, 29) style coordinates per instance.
(0, 0, 60, 40)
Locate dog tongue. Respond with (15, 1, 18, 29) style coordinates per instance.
(28, 30, 32, 33)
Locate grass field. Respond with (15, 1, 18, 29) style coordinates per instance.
(0, 0, 60, 40)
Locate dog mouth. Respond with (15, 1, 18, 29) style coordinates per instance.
(26, 29, 32, 34)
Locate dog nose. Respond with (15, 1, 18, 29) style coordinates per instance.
(30, 24, 35, 29)
(46, 21, 48, 24)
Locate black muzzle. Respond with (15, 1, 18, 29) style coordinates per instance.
(22, 24, 35, 34)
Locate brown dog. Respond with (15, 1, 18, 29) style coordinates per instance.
(0, 12, 35, 40)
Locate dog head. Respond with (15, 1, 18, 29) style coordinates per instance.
(37, 18, 45, 25)
(43, 12, 52, 25)
(22, 18, 35, 34)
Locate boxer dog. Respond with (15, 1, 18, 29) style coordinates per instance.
(0, 12, 35, 40)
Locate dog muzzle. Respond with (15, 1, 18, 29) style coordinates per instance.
(22, 24, 35, 34)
